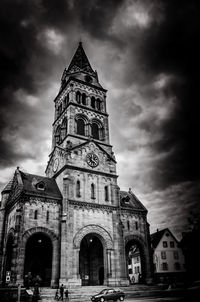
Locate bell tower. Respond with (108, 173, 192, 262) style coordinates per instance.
(46, 42, 117, 203)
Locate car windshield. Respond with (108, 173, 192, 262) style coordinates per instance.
(98, 289, 108, 295)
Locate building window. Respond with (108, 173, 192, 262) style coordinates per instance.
(66, 93, 69, 104)
(135, 221, 138, 230)
(163, 241, 168, 248)
(91, 96, 96, 109)
(82, 93, 86, 105)
(105, 185, 109, 201)
(127, 220, 130, 230)
(128, 268, 132, 274)
(46, 211, 49, 222)
(76, 91, 81, 104)
(161, 251, 166, 259)
(174, 262, 181, 270)
(162, 262, 168, 271)
(61, 118, 67, 140)
(34, 210, 38, 220)
(77, 118, 85, 136)
(76, 180, 81, 197)
(173, 251, 179, 259)
(91, 183, 95, 199)
(96, 98, 101, 111)
(91, 122, 99, 140)
(170, 241, 175, 248)
(55, 125, 61, 144)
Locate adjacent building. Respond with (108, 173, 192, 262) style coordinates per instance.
(0, 42, 152, 288)
(151, 228, 185, 283)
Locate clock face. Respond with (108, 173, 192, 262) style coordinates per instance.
(53, 158, 59, 172)
(86, 152, 99, 168)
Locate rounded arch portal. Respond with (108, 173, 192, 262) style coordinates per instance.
(73, 225, 113, 250)
(125, 235, 147, 284)
(74, 225, 113, 286)
(24, 232, 53, 286)
(22, 227, 59, 287)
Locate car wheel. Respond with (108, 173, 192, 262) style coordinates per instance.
(119, 296, 124, 301)
(100, 297, 105, 302)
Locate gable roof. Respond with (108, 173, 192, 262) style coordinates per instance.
(151, 228, 179, 248)
(120, 190, 147, 212)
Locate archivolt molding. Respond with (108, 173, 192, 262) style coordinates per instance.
(22, 226, 58, 242)
(125, 234, 145, 247)
(73, 224, 113, 250)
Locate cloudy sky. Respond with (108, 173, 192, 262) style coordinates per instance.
(1, 0, 200, 239)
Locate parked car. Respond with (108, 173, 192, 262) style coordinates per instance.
(91, 288, 125, 301)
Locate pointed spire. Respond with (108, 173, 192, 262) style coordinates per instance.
(67, 42, 94, 74)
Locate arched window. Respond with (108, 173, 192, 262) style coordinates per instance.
(61, 118, 67, 140)
(105, 185, 109, 201)
(66, 93, 69, 104)
(135, 221, 138, 230)
(34, 210, 38, 220)
(46, 211, 49, 222)
(91, 122, 99, 140)
(77, 118, 85, 136)
(55, 126, 61, 144)
(96, 98, 101, 111)
(91, 183, 95, 199)
(91, 96, 96, 109)
(76, 91, 81, 104)
(59, 103, 62, 115)
(76, 180, 81, 197)
(82, 93, 86, 105)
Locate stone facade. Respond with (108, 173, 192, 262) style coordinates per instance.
(0, 42, 152, 288)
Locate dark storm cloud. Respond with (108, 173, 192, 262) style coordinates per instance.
(0, 0, 123, 169)
(139, 0, 200, 187)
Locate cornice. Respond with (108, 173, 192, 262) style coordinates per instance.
(68, 199, 117, 212)
(53, 164, 118, 179)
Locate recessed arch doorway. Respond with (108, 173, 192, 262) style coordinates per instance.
(24, 233, 53, 286)
(79, 234, 104, 286)
(125, 239, 145, 284)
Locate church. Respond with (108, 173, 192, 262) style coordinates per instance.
(0, 42, 152, 288)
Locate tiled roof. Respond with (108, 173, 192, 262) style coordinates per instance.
(120, 190, 147, 211)
(2, 178, 14, 193)
(20, 171, 62, 200)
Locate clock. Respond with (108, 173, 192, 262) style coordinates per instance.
(86, 152, 99, 168)
(53, 158, 59, 172)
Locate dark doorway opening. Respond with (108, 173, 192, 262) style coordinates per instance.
(125, 240, 144, 284)
(79, 234, 104, 285)
(24, 233, 53, 286)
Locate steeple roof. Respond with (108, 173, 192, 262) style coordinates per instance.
(67, 42, 94, 74)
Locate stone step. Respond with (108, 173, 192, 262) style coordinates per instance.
(40, 285, 163, 301)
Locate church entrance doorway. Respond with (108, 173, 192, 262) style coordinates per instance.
(79, 234, 104, 286)
(125, 240, 144, 284)
(24, 233, 53, 286)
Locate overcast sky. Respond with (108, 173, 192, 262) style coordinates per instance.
(1, 0, 200, 239)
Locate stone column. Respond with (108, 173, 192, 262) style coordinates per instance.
(59, 213, 67, 286)
(107, 249, 112, 277)
(51, 239, 60, 288)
